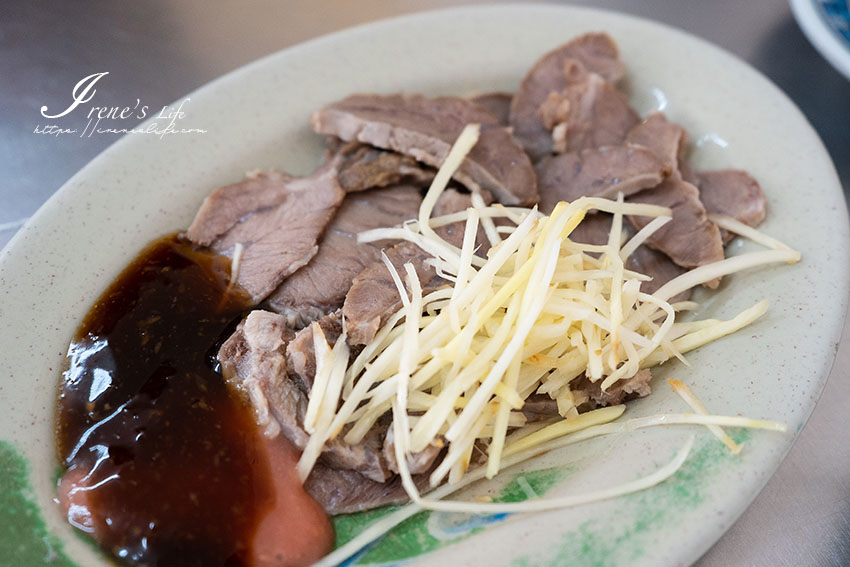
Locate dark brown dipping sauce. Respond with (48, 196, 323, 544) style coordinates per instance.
(55, 235, 277, 566)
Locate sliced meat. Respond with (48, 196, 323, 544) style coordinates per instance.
(516, 368, 654, 422)
(187, 161, 345, 302)
(431, 187, 495, 251)
(573, 368, 653, 409)
(320, 423, 391, 484)
(304, 462, 434, 515)
(538, 60, 640, 155)
(626, 112, 689, 179)
(382, 428, 443, 476)
(566, 212, 690, 301)
(694, 169, 767, 243)
(343, 189, 486, 346)
(186, 170, 295, 246)
(679, 160, 699, 186)
(222, 316, 439, 514)
(285, 311, 344, 391)
(218, 310, 392, 483)
(564, 208, 613, 243)
(265, 185, 422, 327)
(510, 32, 626, 160)
(335, 142, 436, 193)
(312, 94, 538, 206)
(552, 32, 626, 83)
(628, 178, 724, 274)
(343, 241, 439, 346)
(218, 311, 299, 442)
(470, 92, 513, 125)
(521, 394, 559, 422)
(537, 145, 668, 212)
(626, 245, 689, 299)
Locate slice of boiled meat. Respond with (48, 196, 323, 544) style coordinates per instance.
(218, 310, 392, 483)
(626, 244, 689, 299)
(343, 241, 440, 347)
(561, 206, 611, 240)
(538, 60, 640, 156)
(218, 311, 299, 443)
(566, 211, 690, 301)
(186, 161, 345, 302)
(628, 178, 724, 275)
(694, 169, 767, 243)
(521, 394, 560, 422)
(285, 311, 345, 391)
(304, 462, 435, 515)
(382, 427, 443, 476)
(343, 189, 489, 346)
(186, 170, 294, 246)
(537, 145, 668, 212)
(430, 187, 495, 251)
(265, 185, 422, 328)
(335, 142, 436, 193)
(287, 315, 443, 478)
(469, 92, 513, 126)
(626, 112, 689, 179)
(510, 32, 627, 160)
(312, 94, 538, 206)
(573, 368, 653, 410)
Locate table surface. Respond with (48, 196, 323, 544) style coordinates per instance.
(2, 1, 849, 565)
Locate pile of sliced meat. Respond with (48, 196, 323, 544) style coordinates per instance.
(184, 32, 767, 514)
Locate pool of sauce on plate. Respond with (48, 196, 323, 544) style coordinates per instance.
(55, 234, 332, 567)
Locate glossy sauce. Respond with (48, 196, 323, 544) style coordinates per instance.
(55, 235, 333, 567)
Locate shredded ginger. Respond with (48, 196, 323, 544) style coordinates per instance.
(299, 124, 799, 546)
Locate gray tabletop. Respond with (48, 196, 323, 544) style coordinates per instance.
(2, 1, 849, 565)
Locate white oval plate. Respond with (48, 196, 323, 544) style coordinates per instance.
(791, 0, 850, 81)
(1, 4, 848, 567)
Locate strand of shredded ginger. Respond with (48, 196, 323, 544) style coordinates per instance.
(668, 379, 742, 454)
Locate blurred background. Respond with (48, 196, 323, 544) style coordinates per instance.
(1, 1, 848, 565)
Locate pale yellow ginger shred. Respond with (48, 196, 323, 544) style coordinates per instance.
(668, 379, 742, 454)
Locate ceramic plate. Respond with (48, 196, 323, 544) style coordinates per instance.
(1, 4, 848, 567)
(791, 0, 850, 81)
